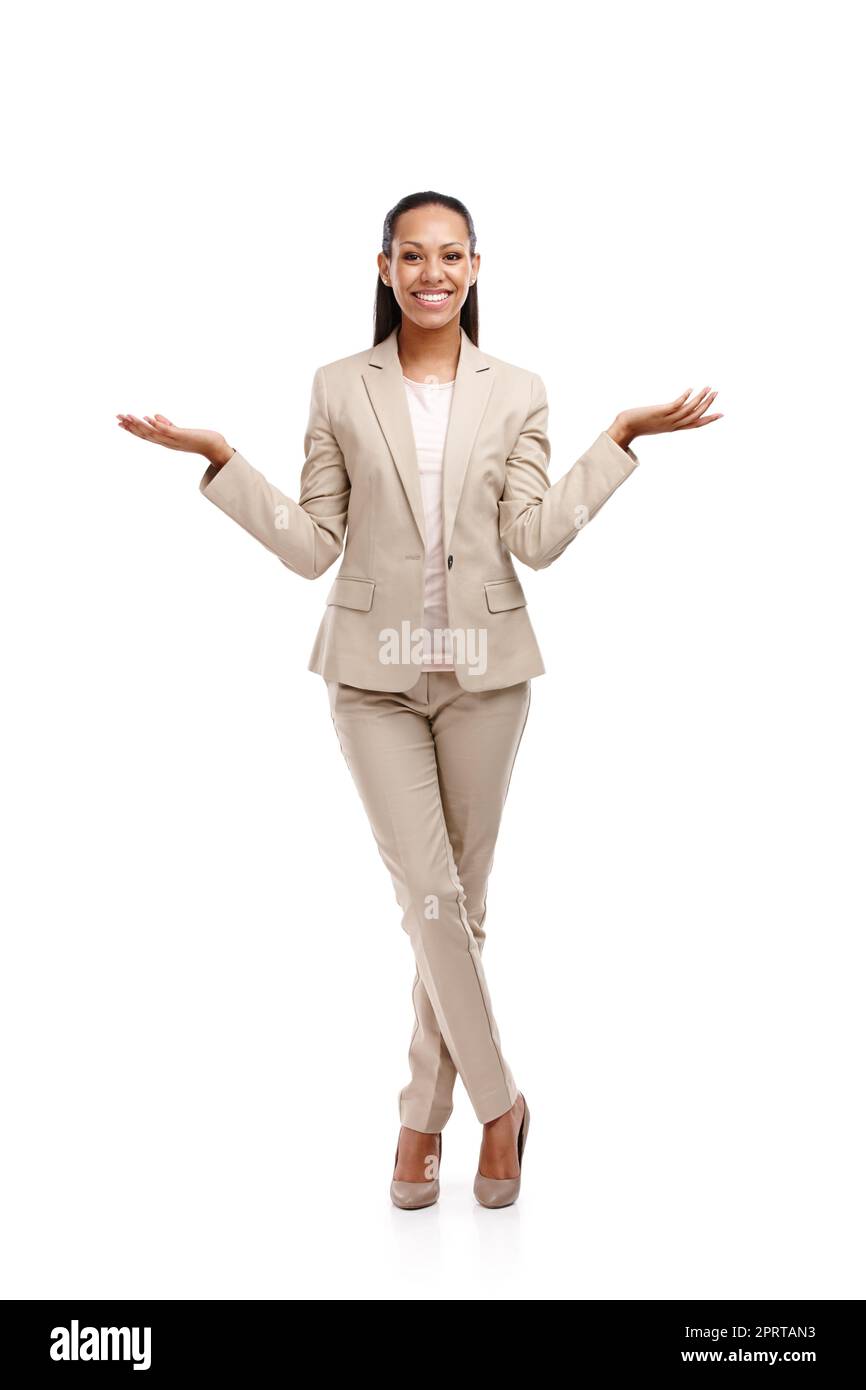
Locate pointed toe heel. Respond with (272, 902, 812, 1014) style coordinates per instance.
(474, 1096, 530, 1209)
(390, 1130, 442, 1210)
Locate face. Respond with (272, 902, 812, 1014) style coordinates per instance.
(378, 205, 479, 329)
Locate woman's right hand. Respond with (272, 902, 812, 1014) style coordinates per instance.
(116, 413, 234, 467)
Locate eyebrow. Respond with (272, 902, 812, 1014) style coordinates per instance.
(399, 240, 465, 248)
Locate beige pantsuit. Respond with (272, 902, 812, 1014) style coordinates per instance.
(199, 324, 640, 1130)
(327, 669, 531, 1130)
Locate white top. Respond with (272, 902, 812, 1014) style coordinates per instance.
(402, 374, 456, 671)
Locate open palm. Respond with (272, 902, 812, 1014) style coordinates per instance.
(622, 386, 722, 439)
(116, 412, 226, 459)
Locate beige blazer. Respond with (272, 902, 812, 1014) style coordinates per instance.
(199, 324, 640, 692)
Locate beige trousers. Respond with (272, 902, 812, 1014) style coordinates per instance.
(326, 670, 531, 1132)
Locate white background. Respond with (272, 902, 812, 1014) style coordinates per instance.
(2, 0, 863, 1300)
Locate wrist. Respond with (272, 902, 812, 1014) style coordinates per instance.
(206, 442, 235, 468)
(607, 416, 635, 451)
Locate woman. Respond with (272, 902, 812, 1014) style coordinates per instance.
(117, 190, 721, 1211)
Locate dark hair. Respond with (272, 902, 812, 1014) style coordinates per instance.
(374, 190, 479, 347)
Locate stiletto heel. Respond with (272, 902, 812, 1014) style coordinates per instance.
(474, 1094, 530, 1209)
(390, 1129, 442, 1209)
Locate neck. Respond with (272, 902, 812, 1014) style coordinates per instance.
(396, 317, 462, 381)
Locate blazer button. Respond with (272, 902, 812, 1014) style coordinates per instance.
(447, 554, 453, 569)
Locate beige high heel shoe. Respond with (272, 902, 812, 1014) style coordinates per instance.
(474, 1094, 530, 1209)
(390, 1129, 442, 1210)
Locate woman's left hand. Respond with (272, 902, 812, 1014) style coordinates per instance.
(609, 387, 722, 448)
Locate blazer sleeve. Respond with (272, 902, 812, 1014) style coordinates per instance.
(498, 372, 640, 571)
(198, 366, 350, 581)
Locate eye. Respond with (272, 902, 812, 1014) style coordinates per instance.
(402, 251, 464, 262)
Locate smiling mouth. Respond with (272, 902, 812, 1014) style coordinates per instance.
(412, 291, 453, 306)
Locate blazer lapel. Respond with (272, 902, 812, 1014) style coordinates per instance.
(362, 324, 496, 555)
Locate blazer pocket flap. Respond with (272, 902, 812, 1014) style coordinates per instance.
(326, 576, 376, 611)
(484, 578, 527, 613)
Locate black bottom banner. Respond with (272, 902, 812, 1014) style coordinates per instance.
(1, 1299, 862, 1375)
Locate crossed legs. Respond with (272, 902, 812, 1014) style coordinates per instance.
(327, 670, 531, 1132)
